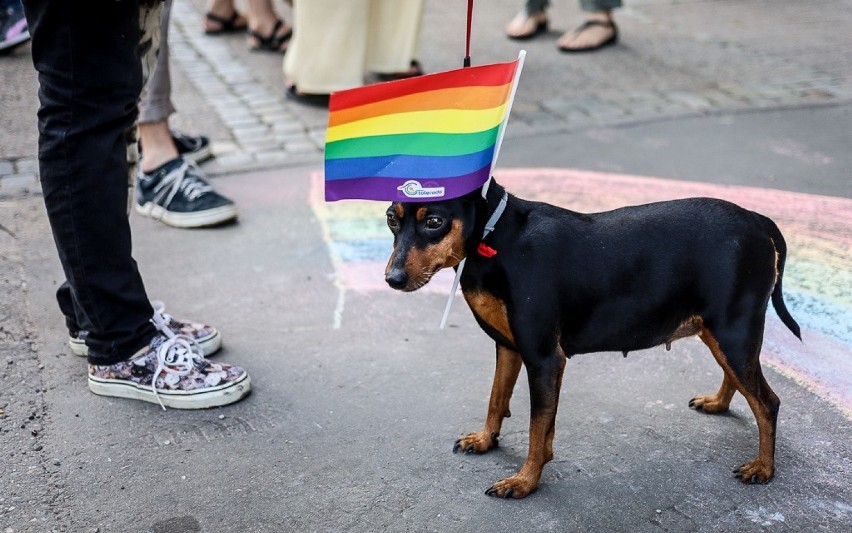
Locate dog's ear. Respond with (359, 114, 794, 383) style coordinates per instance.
(455, 186, 488, 240)
(459, 187, 484, 204)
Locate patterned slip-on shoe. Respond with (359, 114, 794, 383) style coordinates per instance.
(87, 312, 250, 410)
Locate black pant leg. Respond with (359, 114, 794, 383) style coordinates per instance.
(56, 282, 78, 334)
(24, 0, 157, 364)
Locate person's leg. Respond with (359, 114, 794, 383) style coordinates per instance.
(526, 0, 551, 14)
(284, 0, 369, 96)
(138, 0, 211, 166)
(365, 0, 424, 77)
(56, 281, 79, 334)
(138, 0, 178, 172)
(135, 0, 236, 228)
(24, 0, 157, 364)
(27, 0, 251, 409)
(137, 0, 214, 167)
(557, 0, 621, 52)
(60, 0, 170, 345)
(505, 0, 550, 40)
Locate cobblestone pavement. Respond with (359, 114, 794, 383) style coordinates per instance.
(2, 0, 851, 192)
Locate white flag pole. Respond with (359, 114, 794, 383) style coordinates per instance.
(439, 258, 466, 329)
(481, 49, 526, 199)
(441, 50, 527, 329)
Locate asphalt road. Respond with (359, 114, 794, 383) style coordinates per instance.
(1, 1, 850, 532)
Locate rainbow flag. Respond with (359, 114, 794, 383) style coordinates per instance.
(324, 58, 521, 202)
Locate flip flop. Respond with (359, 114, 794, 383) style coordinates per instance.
(506, 12, 549, 41)
(374, 60, 424, 82)
(204, 11, 248, 35)
(248, 19, 292, 53)
(558, 20, 618, 53)
(285, 85, 330, 108)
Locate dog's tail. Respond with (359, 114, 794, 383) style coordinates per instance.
(762, 215, 802, 340)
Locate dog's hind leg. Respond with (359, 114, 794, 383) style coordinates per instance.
(455, 344, 522, 454)
(486, 354, 566, 498)
(672, 316, 736, 414)
(689, 371, 737, 414)
(698, 324, 780, 484)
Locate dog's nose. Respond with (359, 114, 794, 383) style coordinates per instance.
(385, 269, 408, 290)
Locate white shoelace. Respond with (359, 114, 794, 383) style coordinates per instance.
(150, 159, 214, 207)
(151, 301, 179, 328)
(149, 311, 205, 410)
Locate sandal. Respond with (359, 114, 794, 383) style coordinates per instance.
(285, 85, 330, 108)
(374, 60, 424, 82)
(505, 11, 548, 41)
(248, 19, 292, 53)
(558, 20, 618, 53)
(204, 11, 248, 35)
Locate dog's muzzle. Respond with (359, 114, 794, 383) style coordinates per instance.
(385, 268, 408, 290)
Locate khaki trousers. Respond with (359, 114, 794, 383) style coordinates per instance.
(284, 0, 424, 94)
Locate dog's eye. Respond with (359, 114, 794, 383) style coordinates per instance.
(425, 216, 444, 230)
(386, 212, 400, 230)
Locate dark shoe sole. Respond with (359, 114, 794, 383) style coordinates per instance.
(285, 85, 330, 107)
(558, 34, 618, 53)
(374, 60, 425, 82)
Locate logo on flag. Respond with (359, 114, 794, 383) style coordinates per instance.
(324, 58, 522, 202)
(396, 180, 445, 199)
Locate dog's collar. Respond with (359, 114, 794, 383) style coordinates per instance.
(482, 191, 508, 240)
(477, 190, 508, 257)
(441, 189, 508, 328)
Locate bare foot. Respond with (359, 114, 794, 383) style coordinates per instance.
(505, 11, 548, 40)
(557, 13, 618, 52)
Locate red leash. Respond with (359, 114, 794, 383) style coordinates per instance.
(464, 0, 473, 67)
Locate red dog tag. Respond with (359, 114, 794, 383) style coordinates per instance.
(477, 243, 498, 258)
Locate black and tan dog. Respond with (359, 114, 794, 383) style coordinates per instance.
(384, 179, 801, 499)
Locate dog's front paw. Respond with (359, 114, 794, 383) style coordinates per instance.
(734, 458, 774, 484)
(484, 475, 538, 499)
(453, 431, 498, 454)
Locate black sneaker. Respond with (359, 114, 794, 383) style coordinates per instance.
(171, 130, 213, 163)
(135, 157, 238, 228)
(138, 130, 213, 164)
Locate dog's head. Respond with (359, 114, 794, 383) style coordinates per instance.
(384, 193, 480, 292)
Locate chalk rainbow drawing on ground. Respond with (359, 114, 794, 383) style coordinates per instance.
(310, 169, 852, 417)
